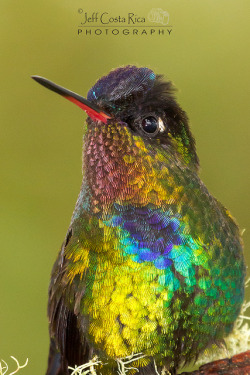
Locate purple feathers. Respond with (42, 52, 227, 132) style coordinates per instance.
(105, 205, 184, 270)
(87, 65, 155, 103)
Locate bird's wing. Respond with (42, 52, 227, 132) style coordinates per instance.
(47, 213, 100, 373)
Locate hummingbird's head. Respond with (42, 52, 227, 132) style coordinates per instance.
(32, 66, 199, 207)
(32, 66, 198, 168)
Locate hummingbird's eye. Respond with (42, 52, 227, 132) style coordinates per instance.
(141, 116, 159, 135)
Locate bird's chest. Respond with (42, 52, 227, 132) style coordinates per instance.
(65, 187, 245, 361)
(81, 251, 182, 358)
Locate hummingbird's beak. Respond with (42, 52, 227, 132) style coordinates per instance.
(31, 76, 111, 124)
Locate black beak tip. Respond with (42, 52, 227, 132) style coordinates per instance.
(31, 75, 44, 84)
(31, 75, 61, 93)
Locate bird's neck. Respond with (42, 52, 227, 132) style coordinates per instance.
(71, 122, 192, 222)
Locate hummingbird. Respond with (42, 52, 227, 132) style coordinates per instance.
(32, 66, 246, 375)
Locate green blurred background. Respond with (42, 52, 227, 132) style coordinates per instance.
(0, 1, 249, 374)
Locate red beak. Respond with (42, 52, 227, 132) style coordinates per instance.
(32, 76, 111, 124)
